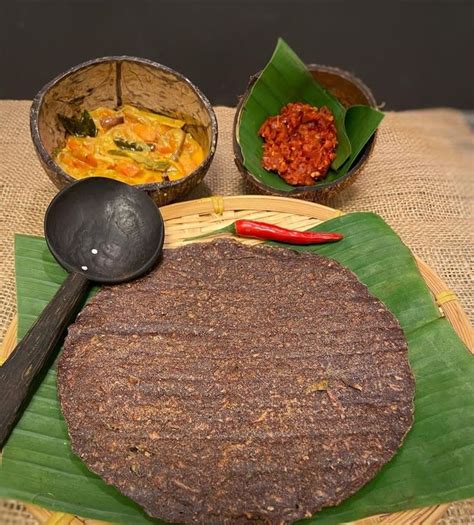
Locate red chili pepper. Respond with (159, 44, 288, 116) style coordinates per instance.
(186, 219, 343, 245)
(234, 220, 343, 244)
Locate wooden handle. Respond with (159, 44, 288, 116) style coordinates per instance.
(0, 272, 90, 448)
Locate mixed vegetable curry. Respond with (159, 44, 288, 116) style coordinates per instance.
(55, 105, 205, 185)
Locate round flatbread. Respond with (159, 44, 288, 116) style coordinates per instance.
(58, 239, 415, 524)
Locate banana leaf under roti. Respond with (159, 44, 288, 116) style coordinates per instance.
(0, 212, 473, 524)
(237, 39, 384, 191)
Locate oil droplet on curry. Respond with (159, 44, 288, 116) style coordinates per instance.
(55, 105, 205, 184)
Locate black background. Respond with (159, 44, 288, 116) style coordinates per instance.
(1, 0, 473, 109)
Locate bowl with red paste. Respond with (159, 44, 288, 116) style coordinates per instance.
(233, 65, 378, 204)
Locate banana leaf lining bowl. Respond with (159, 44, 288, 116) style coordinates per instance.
(30, 56, 218, 206)
(233, 65, 378, 204)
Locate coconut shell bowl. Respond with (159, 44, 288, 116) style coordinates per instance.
(30, 56, 218, 206)
(233, 65, 378, 204)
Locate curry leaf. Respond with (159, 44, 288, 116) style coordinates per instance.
(114, 137, 144, 151)
(108, 149, 170, 171)
(58, 110, 97, 137)
(108, 149, 129, 157)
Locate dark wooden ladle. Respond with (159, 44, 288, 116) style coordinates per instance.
(0, 177, 165, 448)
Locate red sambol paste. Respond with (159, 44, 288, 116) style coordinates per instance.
(259, 102, 338, 186)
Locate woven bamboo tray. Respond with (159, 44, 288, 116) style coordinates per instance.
(1, 195, 473, 525)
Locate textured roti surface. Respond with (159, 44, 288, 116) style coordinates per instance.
(58, 240, 415, 524)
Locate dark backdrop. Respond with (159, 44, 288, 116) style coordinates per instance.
(1, 0, 473, 109)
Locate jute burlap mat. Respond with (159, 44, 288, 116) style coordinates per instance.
(0, 100, 473, 524)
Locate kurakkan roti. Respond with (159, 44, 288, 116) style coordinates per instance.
(58, 240, 414, 525)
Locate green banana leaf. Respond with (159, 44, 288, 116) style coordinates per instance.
(237, 39, 384, 191)
(0, 212, 473, 525)
(319, 105, 384, 184)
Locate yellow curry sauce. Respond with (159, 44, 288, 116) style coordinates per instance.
(56, 105, 205, 184)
